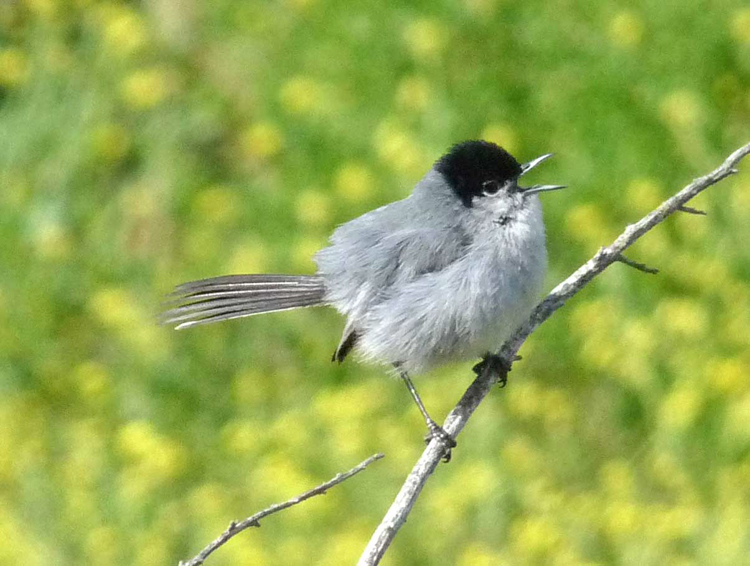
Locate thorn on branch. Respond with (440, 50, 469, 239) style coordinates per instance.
(616, 254, 659, 274)
(677, 205, 706, 216)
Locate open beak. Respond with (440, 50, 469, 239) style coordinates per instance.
(519, 153, 566, 197)
(522, 184, 567, 196)
(520, 153, 554, 176)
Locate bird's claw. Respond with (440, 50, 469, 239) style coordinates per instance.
(472, 353, 518, 387)
(424, 422, 457, 463)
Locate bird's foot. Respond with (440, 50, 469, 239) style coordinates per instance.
(472, 353, 519, 387)
(423, 420, 457, 463)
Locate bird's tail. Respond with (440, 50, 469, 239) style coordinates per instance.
(162, 274, 326, 330)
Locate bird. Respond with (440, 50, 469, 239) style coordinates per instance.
(163, 140, 565, 453)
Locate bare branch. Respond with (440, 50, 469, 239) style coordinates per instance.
(182, 453, 384, 566)
(615, 253, 659, 274)
(677, 204, 706, 216)
(358, 141, 750, 566)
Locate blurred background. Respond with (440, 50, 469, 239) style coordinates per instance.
(1, 0, 750, 564)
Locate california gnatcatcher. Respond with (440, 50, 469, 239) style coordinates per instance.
(164, 140, 565, 453)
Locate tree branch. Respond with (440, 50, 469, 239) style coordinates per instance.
(358, 141, 750, 566)
(181, 453, 384, 566)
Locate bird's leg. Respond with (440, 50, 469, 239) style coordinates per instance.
(395, 365, 456, 462)
(472, 353, 519, 387)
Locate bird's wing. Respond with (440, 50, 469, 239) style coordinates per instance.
(318, 218, 471, 362)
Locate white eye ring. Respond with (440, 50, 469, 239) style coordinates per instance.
(482, 179, 502, 195)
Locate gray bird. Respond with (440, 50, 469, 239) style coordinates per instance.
(164, 140, 565, 451)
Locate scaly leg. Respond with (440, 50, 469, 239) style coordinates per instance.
(395, 365, 456, 462)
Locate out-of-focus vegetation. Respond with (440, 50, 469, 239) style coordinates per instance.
(1, 0, 749, 564)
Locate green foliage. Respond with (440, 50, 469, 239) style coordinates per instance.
(1, 0, 749, 564)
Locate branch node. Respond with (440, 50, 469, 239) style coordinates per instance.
(677, 204, 706, 216)
(616, 254, 659, 274)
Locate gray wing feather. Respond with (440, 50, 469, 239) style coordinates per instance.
(316, 200, 471, 362)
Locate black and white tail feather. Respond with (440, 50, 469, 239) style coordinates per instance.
(162, 274, 327, 330)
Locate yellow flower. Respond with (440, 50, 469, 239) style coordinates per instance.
(659, 90, 703, 129)
(292, 236, 323, 271)
(240, 122, 284, 159)
(649, 504, 702, 542)
(542, 387, 574, 430)
(730, 8, 750, 44)
(481, 123, 519, 155)
(599, 459, 635, 499)
(335, 162, 374, 202)
(457, 543, 505, 566)
(396, 75, 432, 111)
(403, 18, 448, 61)
(295, 189, 331, 227)
(608, 11, 645, 48)
(626, 178, 662, 214)
(0, 48, 29, 87)
(192, 185, 241, 225)
(91, 123, 131, 163)
(313, 381, 385, 424)
(502, 435, 541, 476)
(505, 380, 543, 419)
(648, 451, 692, 494)
(656, 298, 708, 339)
(84, 526, 121, 565)
(604, 501, 641, 537)
(279, 76, 324, 115)
(251, 454, 313, 500)
(89, 287, 141, 328)
(725, 392, 750, 446)
(134, 534, 169, 566)
(564, 203, 611, 247)
(101, 6, 147, 57)
(510, 516, 561, 559)
(222, 419, 264, 456)
(317, 528, 370, 566)
(118, 421, 159, 460)
(232, 368, 271, 407)
(121, 67, 174, 109)
(73, 361, 111, 404)
(117, 421, 186, 480)
(270, 413, 311, 450)
(26, 0, 57, 18)
(373, 121, 425, 177)
(188, 483, 229, 517)
(659, 385, 704, 430)
(706, 357, 747, 394)
(224, 239, 269, 274)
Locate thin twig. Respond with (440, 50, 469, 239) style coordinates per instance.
(182, 453, 384, 566)
(358, 142, 750, 566)
(677, 204, 706, 215)
(616, 253, 659, 274)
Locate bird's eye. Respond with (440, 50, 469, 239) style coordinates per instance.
(482, 179, 502, 195)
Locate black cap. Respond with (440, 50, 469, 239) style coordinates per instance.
(435, 140, 522, 207)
